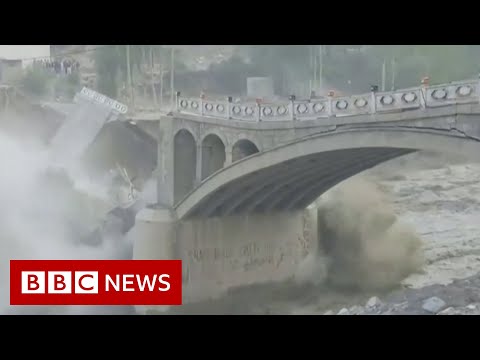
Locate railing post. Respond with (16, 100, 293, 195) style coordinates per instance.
(370, 85, 378, 114)
(327, 90, 334, 117)
(256, 98, 262, 122)
(420, 76, 429, 109)
(200, 91, 205, 116)
(175, 91, 180, 112)
(227, 96, 232, 119)
(289, 94, 296, 121)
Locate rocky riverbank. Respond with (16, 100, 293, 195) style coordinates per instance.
(324, 271, 480, 315)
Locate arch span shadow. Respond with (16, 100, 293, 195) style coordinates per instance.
(202, 134, 226, 180)
(175, 127, 480, 219)
(232, 139, 259, 162)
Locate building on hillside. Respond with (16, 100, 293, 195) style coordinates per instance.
(0, 45, 51, 68)
(0, 45, 51, 84)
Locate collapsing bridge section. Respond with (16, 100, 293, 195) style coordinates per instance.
(48, 87, 128, 167)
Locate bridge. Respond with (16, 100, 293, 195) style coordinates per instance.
(127, 78, 480, 313)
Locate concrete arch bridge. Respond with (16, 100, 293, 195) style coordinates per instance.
(128, 78, 480, 311)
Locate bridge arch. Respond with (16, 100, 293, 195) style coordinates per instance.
(175, 128, 480, 219)
(174, 128, 197, 203)
(232, 138, 260, 162)
(201, 133, 226, 180)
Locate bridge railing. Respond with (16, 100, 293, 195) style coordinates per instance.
(175, 79, 480, 122)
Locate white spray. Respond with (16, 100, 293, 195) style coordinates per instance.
(0, 127, 134, 314)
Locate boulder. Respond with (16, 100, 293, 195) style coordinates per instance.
(422, 297, 447, 314)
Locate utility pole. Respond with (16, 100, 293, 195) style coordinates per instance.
(160, 63, 164, 109)
(391, 57, 396, 91)
(381, 58, 386, 91)
(126, 45, 134, 107)
(313, 45, 317, 92)
(170, 47, 175, 110)
(309, 46, 313, 94)
(150, 46, 158, 107)
(318, 45, 323, 91)
(142, 46, 147, 99)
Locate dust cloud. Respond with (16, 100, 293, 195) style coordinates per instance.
(314, 177, 425, 291)
(0, 119, 132, 315)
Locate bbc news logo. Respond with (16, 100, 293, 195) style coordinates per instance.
(10, 260, 182, 306)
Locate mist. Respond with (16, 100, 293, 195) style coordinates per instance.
(0, 121, 133, 315)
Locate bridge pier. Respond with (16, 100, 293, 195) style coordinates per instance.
(195, 144, 202, 185)
(132, 208, 318, 312)
(132, 207, 177, 314)
(225, 145, 233, 166)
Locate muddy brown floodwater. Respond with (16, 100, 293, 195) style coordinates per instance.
(163, 153, 480, 315)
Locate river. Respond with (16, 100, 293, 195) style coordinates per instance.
(293, 154, 480, 315)
(165, 151, 480, 315)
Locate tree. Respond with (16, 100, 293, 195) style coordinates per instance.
(95, 45, 187, 100)
(95, 45, 121, 98)
(54, 72, 80, 100)
(207, 55, 257, 94)
(364, 45, 480, 88)
(243, 45, 480, 95)
(21, 67, 50, 96)
(245, 45, 311, 94)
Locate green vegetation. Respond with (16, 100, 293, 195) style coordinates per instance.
(21, 67, 50, 96)
(95, 46, 123, 98)
(243, 45, 480, 94)
(94, 45, 185, 99)
(53, 72, 81, 99)
(20, 66, 81, 100)
(92, 45, 480, 99)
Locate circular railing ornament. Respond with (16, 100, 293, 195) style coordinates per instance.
(245, 106, 254, 116)
(232, 106, 242, 115)
(277, 106, 288, 115)
(191, 101, 199, 109)
(81, 87, 92, 97)
(180, 99, 188, 108)
(312, 102, 325, 113)
(380, 95, 395, 105)
(263, 106, 273, 116)
(216, 104, 225, 113)
(205, 103, 214, 111)
(354, 98, 368, 108)
(336, 100, 349, 110)
(402, 92, 417, 103)
(115, 104, 128, 114)
(457, 85, 473, 97)
(431, 88, 448, 100)
(296, 103, 309, 114)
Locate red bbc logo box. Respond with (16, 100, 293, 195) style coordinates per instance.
(10, 260, 182, 306)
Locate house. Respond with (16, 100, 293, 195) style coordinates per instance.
(0, 45, 50, 67)
(0, 45, 51, 83)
